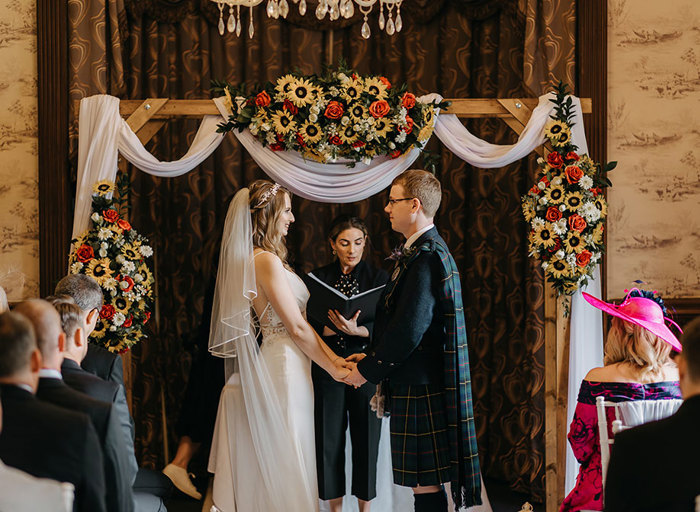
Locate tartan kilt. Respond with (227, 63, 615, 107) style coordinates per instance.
(388, 383, 451, 488)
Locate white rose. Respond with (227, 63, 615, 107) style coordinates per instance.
(341, 116, 350, 126)
(555, 250, 565, 260)
(109, 326, 117, 332)
(362, 157, 372, 165)
(91, 212, 100, 222)
(309, 113, 318, 123)
(539, 197, 548, 205)
(552, 177, 562, 186)
(116, 255, 125, 264)
(99, 248, 107, 258)
(388, 142, 396, 149)
(541, 262, 549, 270)
(559, 204, 567, 211)
(538, 181, 546, 190)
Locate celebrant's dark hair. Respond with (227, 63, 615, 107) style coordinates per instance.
(327, 215, 368, 242)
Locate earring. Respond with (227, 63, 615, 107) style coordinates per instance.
(332, 249, 336, 255)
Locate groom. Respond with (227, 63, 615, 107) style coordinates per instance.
(344, 169, 481, 511)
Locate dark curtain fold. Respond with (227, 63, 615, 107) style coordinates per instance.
(66, 0, 577, 500)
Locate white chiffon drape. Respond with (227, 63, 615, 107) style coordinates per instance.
(73, 92, 603, 496)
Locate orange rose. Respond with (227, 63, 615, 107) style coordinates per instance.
(379, 76, 391, 89)
(117, 219, 131, 231)
(100, 304, 116, 320)
(329, 134, 342, 145)
(324, 101, 344, 120)
(545, 206, 562, 222)
(576, 250, 592, 267)
(123, 315, 133, 328)
(402, 92, 416, 109)
(369, 100, 390, 118)
(547, 152, 564, 169)
(403, 115, 414, 134)
(566, 151, 579, 162)
(568, 214, 587, 233)
(390, 150, 402, 159)
(102, 209, 119, 223)
(255, 91, 271, 107)
(75, 244, 94, 263)
(283, 99, 298, 114)
(565, 165, 584, 184)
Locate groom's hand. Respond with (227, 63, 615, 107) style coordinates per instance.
(345, 352, 366, 363)
(343, 363, 367, 388)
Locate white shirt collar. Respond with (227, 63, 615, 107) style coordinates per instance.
(404, 224, 434, 250)
(13, 383, 34, 394)
(39, 369, 63, 380)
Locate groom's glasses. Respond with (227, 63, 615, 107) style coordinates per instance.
(386, 197, 414, 206)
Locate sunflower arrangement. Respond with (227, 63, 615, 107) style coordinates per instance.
(213, 63, 448, 165)
(68, 177, 155, 352)
(522, 82, 616, 297)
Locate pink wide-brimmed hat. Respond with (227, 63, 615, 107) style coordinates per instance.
(582, 289, 683, 352)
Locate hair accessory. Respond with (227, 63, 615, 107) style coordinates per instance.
(582, 288, 683, 351)
(253, 183, 281, 209)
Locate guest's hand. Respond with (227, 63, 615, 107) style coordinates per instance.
(345, 352, 367, 363)
(343, 363, 367, 388)
(328, 310, 368, 337)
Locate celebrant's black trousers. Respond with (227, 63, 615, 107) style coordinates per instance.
(312, 364, 382, 501)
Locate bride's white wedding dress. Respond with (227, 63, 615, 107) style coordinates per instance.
(209, 261, 319, 512)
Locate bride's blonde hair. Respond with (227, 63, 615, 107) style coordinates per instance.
(249, 180, 292, 264)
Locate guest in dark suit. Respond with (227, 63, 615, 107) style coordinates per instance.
(605, 316, 700, 512)
(307, 215, 388, 512)
(52, 298, 171, 511)
(15, 299, 136, 512)
(55, 274, 125, 386)
(0, 311, 107, 512)
(344, 170, 482, 512)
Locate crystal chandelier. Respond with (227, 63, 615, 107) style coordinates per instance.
(211, 0, 403, 39)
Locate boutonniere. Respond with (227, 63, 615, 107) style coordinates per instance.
(386, 243, 415, 262)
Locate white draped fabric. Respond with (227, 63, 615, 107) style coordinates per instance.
(73, 91, 603, 496)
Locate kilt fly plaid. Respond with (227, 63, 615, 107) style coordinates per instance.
(389, 384, 451, 487)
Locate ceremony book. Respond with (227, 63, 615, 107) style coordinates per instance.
(303, 272, 385, 329)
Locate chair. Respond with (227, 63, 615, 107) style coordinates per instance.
(596, 396, 683, 489)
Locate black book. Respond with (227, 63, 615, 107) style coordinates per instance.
(303, 272, 385, 329)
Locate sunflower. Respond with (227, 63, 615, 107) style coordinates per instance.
(522, 200, 537, 222)
(120, 244, 141, 261)
(533, 225, 557, 248)
(417, 123, 434, 143)
(373, 118, 391, 138)
(564, 232, 586, 254)
(91, 319, 107, 340)
(565, 191, 583, 211)
(547, 257, 570, 279)
(300, 120, 323, 144)
(349, 103, 367, 122)
(302, 149, 327, 163)
(544, 120, 567, 140)
(289, 78, 316, 107)
(594, 197, 608, 217)
(275, 74, 295, 97)
(92, 180, 115, 196)
(592, 224, 604, 245)
(138, 263, 154, 287)
(85, 258, 114, 284)
(342, 79, 364, 102)
(271, 110, 297, 135)
(422, 107, 435, 128)
(364, 77, 388, 100)
(339, 124, 358, 144)
(113, 296, 133, 315)
(555, 127, 572, 146)
(545, 184, 565, 204)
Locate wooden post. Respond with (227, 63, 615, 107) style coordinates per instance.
(544, 282, 559, 512)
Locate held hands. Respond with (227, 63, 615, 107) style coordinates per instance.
(327, 309, 367, 337)
(331, 357, 351, 383)
(342, 361, 367, 388)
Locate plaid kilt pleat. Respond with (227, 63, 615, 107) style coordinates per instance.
(389, 383, 451, 487)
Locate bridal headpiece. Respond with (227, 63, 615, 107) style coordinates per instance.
(252, 183, 281, 209)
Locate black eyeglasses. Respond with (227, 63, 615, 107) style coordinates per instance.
(386, 197, 414, 206)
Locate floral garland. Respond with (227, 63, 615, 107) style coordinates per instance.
(213, 64, 448, 165)
(522, 83, 616, 297)
(68, 178, 155, 352)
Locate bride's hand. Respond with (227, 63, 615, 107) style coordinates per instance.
(331, 359, 352, 382)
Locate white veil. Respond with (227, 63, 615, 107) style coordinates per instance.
(207, 188, 316, 512)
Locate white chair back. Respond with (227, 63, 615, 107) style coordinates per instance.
(597, 397, 683, 492)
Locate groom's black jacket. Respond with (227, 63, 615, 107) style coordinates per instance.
(358, 227, 445, 384)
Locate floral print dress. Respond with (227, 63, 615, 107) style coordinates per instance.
(559, 380, 681, 512)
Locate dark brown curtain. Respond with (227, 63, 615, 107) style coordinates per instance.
(67, 0, 577, 500)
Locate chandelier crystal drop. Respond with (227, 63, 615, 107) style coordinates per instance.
(210, 0, 403, 38)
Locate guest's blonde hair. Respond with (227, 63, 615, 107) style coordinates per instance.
(248, 180, 292, 265)
(391, 169, 442, 218)
(604, 316, 672, 378)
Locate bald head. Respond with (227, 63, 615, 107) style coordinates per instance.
(13, 299, 64, 370)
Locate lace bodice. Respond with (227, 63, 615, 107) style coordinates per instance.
(254, 254, 310, 338)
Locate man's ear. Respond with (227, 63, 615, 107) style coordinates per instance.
(73, 327, 84, 348)
(86, 308, 99, 326)
(57, 332, 66, 353)
(29, 348, 42, 373)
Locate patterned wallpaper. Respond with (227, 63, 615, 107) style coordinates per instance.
(607, 0, 700, 298)
(0, 0, 38, 302)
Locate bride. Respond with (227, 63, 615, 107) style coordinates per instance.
(207, 180, 350, 512)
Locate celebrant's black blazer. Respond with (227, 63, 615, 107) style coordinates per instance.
(357, 227, 447, 385)
(308, 259, 389, 359)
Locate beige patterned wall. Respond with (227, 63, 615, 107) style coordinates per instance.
(0, 0, 38, 301)
(607, 0, 700, 298)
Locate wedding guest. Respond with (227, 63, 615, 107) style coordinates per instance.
(307, 215, 388, 512)
(605, 316, 700, 512)
(51, 297, 172, 511)
(0, 311, 107, 512)
(0, 387, 75, 512)
(560, 289, 682, 512)
(344, 170, 482, 512)
(15, 298, 136, 512)
(55, 274, 125, 386)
